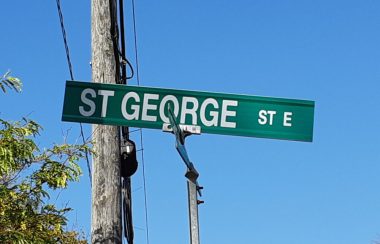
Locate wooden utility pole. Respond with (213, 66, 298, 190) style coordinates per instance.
(91, 0, 122, 243)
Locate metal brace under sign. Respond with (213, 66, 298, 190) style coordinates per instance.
(165, 105, 203, 244)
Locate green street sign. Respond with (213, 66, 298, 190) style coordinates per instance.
(62, 81, 315, 142)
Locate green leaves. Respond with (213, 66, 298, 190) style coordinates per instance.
(0, 71, 22, 93)
(0, 118, 39, 183)
(0, 72, 89, 243)
(0, 118, 91, 243)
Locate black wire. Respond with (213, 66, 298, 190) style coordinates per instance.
(113, 2, 136, 244)
(119, 0, 127, 84)
(117, 49, 134, 81)
(111, 0, 134, 85)
(55, 0, 92, 187)
(123, 177, 134, 244)
(131, 0, 151, 243)
(109, 0, 121, 84)
(126, 59, 134, 80)
(118, 0, 134, 82)
(55, 0, 74, 80)
(80, 123, 92, 187)
(131, 0, 140, 85)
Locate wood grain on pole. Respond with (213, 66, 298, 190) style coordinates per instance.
(91, 0, 122, 243)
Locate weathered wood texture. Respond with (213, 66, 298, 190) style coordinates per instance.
(91, 0, 122, 243)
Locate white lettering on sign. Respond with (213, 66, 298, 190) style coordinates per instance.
(258, 110, 277, 125)
(258, 110, 266, 125)
(79, 88, 96, 117)
(98, 90, 114, 118)
(121, 92, 140, 120)
(82, 90, 239, 128)
(200, 98, 219, 126)
(142, 93, 159, 122)
(221, 100, 238, 128)
(258, 110, 293, 127)
(159, 95, 179, 123)
(283, 112, 292, 127)
(180, 97, 199, 125)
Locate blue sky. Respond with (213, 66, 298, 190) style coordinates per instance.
(1, 0, 380, 243)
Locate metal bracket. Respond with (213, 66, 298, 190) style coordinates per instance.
(162, 123, 201, 136)
(163, 105, 203, 244)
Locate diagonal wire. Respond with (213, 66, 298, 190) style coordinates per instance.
(131, 0, 150, 243)
(55, 0, 74, 80)
(55, 0, 92, 187)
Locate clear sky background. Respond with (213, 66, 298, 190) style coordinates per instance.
(1, 1, 380, 243)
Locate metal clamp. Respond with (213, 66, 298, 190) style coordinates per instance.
(162, 123, 201, 136)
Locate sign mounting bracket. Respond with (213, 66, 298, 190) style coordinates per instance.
(164, 105, 203, 244)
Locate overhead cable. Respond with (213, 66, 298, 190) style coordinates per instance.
(131, 0, 150, 243)
(55, 0, 92, 187)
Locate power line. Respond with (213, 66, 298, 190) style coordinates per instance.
(116, 0, 150, 242)
(131, 0, 150, 243)
(55, 0, 92, 187)
(55, 0, 74, 80)
(57, 1, 149, 242)
(131, 0, 141, 86)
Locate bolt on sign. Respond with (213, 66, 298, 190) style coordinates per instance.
(62, 81, 315, 142)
